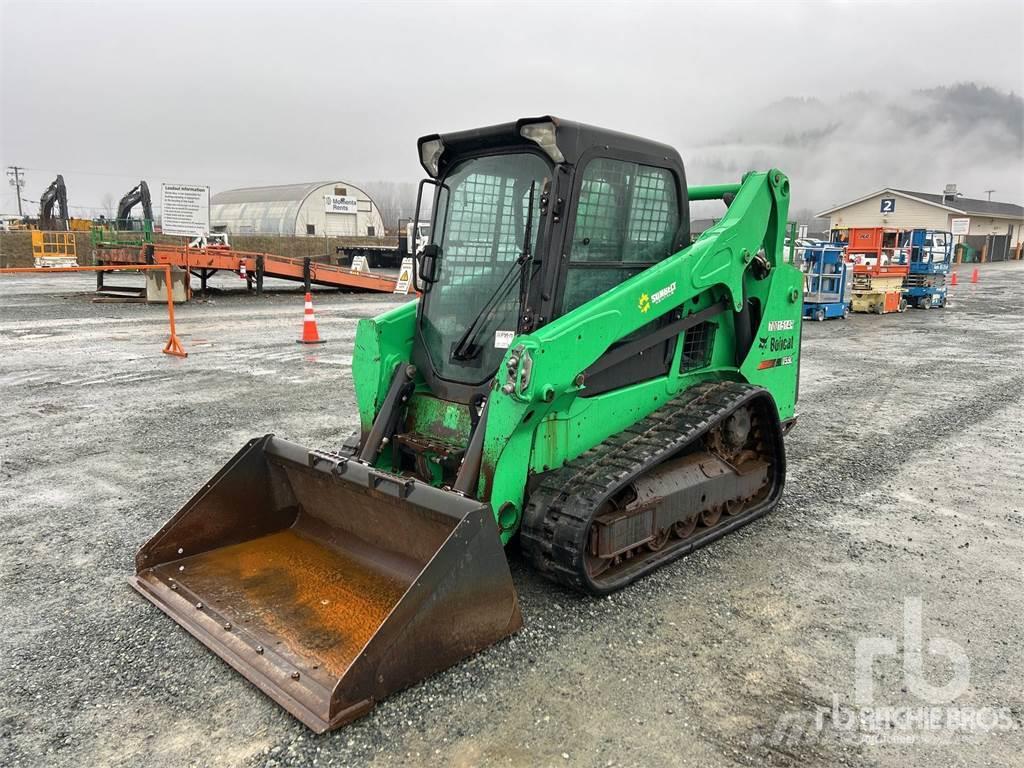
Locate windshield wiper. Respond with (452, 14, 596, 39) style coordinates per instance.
(451, 181, 537, 362)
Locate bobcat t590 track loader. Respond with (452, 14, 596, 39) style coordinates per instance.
(132, 116, 802, 732)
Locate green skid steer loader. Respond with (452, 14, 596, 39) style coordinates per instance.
(132, 117, 802, 732)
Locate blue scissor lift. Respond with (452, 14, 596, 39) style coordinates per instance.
(802, 243, 852, 321)
(902, 229, 952, 308)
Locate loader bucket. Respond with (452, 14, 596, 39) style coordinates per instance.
(131, 435, 521, 733)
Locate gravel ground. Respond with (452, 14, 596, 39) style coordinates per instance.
(1, 265, 1022, 768)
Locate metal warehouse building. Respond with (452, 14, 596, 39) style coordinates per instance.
(817, 187, 1024, 262)
(210, 181, 386, 237)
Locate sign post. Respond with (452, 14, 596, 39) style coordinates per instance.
(394, 258, 413, 295)
(950, 218, 970, 236)
(161, 184, 211, 237)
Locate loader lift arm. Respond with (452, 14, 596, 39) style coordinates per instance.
(353, 168, 798, 534)
(479, 170, 798, 564)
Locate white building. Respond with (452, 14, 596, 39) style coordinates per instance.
(817, 188, 1023, 261)
(210, 181, 385, 237)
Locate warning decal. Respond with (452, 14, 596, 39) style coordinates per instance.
(394, 258, 413, 294)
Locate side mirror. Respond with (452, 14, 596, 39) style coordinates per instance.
(412, 177, 448, 292)
(418, 243, 441, 285)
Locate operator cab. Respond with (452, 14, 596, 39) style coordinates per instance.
(411, 116, 691, 404)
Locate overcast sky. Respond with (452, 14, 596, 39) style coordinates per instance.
(2, 0, 1022, 218)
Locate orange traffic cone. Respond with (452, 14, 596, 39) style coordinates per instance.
(950, 272, 958, 286)
(297, 292, 326, 344)
(970, 267, 979, 283)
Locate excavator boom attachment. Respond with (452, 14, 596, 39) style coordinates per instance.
(132, 436, 521, 732)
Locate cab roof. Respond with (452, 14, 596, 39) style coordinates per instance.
(417, 116, 685, 178)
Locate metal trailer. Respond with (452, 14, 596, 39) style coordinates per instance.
(836, 227, 909, 314)
(335, 220, 431, 268)
(902, 229, 952, 308)
(801, 243, 851, 321)
(100, 243, 401, 294)
(91, 207, 156, 298)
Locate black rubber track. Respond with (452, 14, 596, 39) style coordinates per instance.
(520, 380, 786, 595)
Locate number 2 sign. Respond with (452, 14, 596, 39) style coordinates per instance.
(880, 198, 896, 213)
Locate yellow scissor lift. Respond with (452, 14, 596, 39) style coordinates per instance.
(31, 231, 78, 269)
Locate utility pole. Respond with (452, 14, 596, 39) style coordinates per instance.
(984, 189, 996, 201)
(6, 166, 25, 216)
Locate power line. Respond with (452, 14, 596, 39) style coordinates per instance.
(20, 197, 130, 216)
(19, 165, 255, 186)
(20, 165, 162, 180)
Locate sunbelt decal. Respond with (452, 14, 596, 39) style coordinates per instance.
(639, 281, 676, 313)
(652, 282, 676, 304)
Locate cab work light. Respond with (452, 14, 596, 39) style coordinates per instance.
(520, 120, 564, 163)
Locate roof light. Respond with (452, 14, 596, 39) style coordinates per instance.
(520, 121, 564, 163)
(419, 138, 445, 178)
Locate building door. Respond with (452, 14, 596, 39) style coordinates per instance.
(325, 213, 357, 237)
(988, 234, 1008, 262)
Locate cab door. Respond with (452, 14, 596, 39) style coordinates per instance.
(554, 154, 684, 395)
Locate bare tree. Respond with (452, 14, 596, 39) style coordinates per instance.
(101, 192, 115, 220)
(361, 181, 421, 233)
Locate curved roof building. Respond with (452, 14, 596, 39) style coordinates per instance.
(210, 181, 385, 237)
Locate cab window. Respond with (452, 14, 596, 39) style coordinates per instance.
(562, 158, 679, 314)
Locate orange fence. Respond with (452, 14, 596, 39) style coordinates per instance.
(0, 265, 187, 357)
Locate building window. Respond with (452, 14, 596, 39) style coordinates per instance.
(367, 226, 375, 237)
(306, 224, 316, 235)
(334, 186, 347, 196)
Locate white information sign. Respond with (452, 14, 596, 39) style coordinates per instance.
(394, 258, 413, 295)
(324, 195, 358, 214)
(494, 330, 515, 349)
(161, 184, 210, 237)
(350, 255, 369, 273)
(950, 218, 970, 236)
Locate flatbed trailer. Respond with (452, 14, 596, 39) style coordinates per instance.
(335, 220, 430, 269)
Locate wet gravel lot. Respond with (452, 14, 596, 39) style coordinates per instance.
(2, 264, 1022, 767)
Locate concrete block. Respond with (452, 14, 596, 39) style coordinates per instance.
(146, 267, 190, 303)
